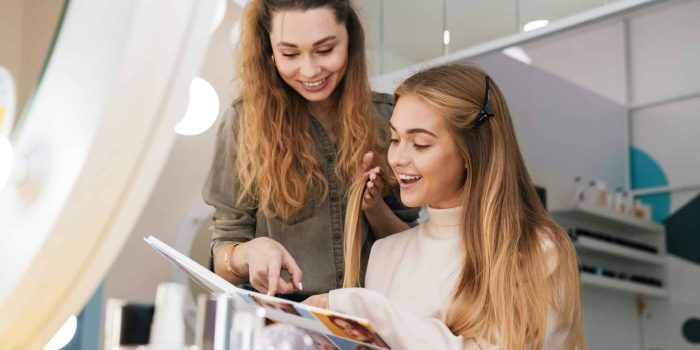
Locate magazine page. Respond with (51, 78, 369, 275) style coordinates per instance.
(144, 236, 390, 350)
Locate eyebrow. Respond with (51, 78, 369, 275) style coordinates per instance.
(389, 123, 438, 138)
(277, 35, 337, 48)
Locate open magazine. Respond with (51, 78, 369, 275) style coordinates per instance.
(144, 236, 390, 350)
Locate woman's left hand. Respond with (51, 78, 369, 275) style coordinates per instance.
(303, 293, 329, 309)
(362, 166, 385, 212)
(355, 151, 386, 213)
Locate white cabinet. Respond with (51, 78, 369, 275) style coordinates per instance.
(552, 202, 668, 298)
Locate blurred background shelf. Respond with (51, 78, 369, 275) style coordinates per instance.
(574, 236, 666, 266)
(580, 273, 668, 298)
(553, 202, 663, 235)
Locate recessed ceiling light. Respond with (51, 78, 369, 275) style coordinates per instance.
(523, 19, 550, 32)
(502, 46, 532, 65)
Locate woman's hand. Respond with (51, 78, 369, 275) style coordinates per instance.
(302, 293, 329, 309)
(238, 237, 304, 296)
(362, 166, 385, 212)
(355, 151, 386, 213)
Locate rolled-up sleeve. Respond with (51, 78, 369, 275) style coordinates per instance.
(202, 106, 257, 254)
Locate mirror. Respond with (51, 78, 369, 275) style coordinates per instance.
(0, 0, 68, 139)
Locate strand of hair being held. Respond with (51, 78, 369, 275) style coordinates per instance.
(342, 173, 371, 288)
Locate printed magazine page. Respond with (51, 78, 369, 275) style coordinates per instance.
(144, 236, 390, 350)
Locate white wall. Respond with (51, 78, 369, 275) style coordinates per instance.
(519, 1, 700, 348)
(473, 52, 628, 194)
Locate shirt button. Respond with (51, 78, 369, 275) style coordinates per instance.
(330, 194, 338, 202)
(326, 155, 334, 163)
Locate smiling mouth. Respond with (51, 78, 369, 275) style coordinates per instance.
(398, 174, 422, 185)
(301, 78, 327, 87)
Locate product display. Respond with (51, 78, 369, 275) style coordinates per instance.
(579, 264, 663, 287)
(571, 177, 652, 221)
(567, 227, 658, 254)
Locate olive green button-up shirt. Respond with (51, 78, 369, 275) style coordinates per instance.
(203, 92, 419, 295)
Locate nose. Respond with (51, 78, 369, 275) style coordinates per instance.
(299, 55, 321, 79)
(388, 141, 410, 169)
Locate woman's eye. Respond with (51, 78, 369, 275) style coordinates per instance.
(389, 138, 399, 144)
(317, 48, 334, 55)
(281, 53, 299, 58)
(414, 144, 430, 150)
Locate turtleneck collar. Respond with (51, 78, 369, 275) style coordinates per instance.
(425, 206, 462, 228)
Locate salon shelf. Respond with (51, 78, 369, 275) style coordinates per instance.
(552, 202, 663, 234)
(574, 236, 666, 266)
(580, 273, 668, 298)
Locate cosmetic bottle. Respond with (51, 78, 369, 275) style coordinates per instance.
(573, 176, 585, 204)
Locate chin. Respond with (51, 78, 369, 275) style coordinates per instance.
(399, 194, 424, 208)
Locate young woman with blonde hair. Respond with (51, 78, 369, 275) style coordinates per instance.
(305, 64, 585, 349)
(203, 0, 418, 301)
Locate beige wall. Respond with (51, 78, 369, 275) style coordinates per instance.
(0, 0, 64, 130)
(0, 0, 24, 95)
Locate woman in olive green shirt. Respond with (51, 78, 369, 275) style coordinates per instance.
(203, 0, 418, 301)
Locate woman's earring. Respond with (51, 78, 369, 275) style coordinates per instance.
(271, 55, 276, 63)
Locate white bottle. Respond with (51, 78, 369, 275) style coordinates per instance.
(587, 180, 598, 206)
(614, 188, 625, 214)
(149, 282, 187, 348)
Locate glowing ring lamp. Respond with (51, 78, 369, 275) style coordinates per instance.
(0, 0, 218, 347)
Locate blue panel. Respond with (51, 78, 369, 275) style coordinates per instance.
(630, 146, 670, 222)
(63, 282, 103, 350)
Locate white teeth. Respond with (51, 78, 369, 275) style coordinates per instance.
(398, 174, 422, 181)
(302, 78, 325, 87)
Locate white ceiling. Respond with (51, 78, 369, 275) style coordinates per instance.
(354, 0, 617, 73)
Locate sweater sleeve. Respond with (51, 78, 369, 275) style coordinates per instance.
(328, 288, 491, 350)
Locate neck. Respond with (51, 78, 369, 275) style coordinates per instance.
(309, 98, 338, 141)
(309, 98, 335, 123)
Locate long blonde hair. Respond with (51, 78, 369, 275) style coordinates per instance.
(235, 0, 385, 221)
(343, 64, 585, 349)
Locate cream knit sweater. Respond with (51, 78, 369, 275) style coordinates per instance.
(329, 206, 571, 349)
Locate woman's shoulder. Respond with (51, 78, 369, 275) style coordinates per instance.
(371, 91, 394, 120)
(371, 91, 393, 105)
(373, 224, 421, 253)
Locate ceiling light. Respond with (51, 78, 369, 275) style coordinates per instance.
(174, 77, 220, 136)
(523, 19, 549, 32)
(501, 46, 532, 65)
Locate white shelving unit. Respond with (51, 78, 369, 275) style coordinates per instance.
(574, 236, 666, 266)
(580, 274, 668, 298)
(552, 202, 668, 298)
(553, 202, 663, 234)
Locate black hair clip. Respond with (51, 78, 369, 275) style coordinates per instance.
(474, 76, 494, 129)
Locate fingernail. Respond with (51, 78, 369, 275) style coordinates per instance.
(298, 282, 303, 291)
(267, 291, 272, 296)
